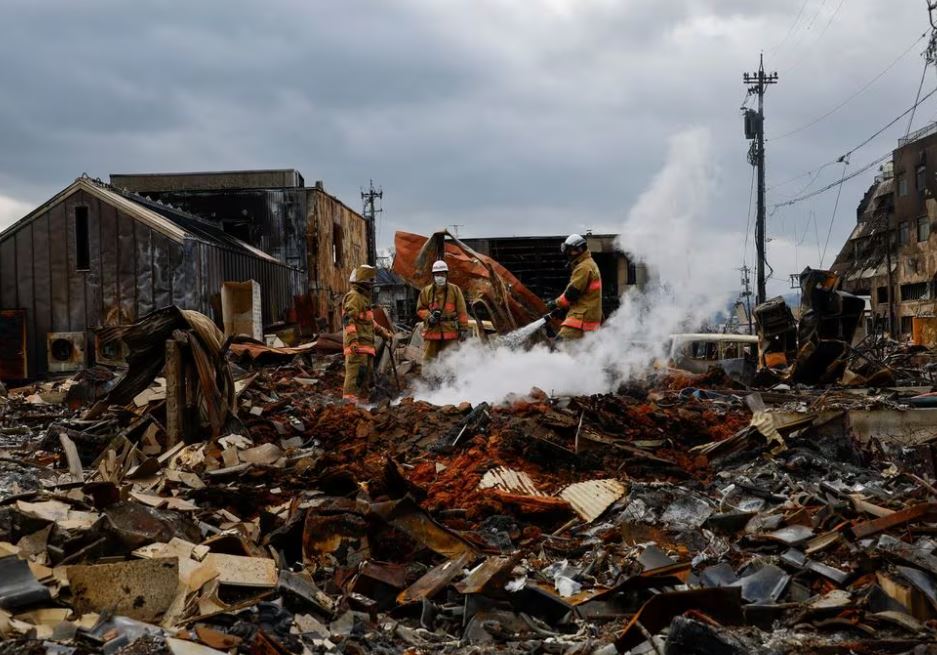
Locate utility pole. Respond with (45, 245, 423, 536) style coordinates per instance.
(743, 54, 779, 306)
(450, 224, 464, 238)
(361, 180, 382, 266)
(738, 265, 753, 334)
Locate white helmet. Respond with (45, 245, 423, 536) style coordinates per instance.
(431, 260, 449, 274)
(561, 234, 587, 255)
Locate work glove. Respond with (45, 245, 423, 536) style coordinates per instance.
(545, 299, 558, 313)
(427, 310, 442, 326)
(350, 343, 360, 355)
(458, 328, 467, 342)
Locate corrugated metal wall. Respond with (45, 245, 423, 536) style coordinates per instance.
(0, 187, 302, 379)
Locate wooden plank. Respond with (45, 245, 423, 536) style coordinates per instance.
(165, 339, 183, 448)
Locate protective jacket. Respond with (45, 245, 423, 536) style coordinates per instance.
(555, 251, 602, 333)
(342, 284, 380, 355)
(417, 282, 469, 341)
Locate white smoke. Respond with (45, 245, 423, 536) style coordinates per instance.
(413, 127, 735, 406)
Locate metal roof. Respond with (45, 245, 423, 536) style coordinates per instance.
(0, 176, 284, 265)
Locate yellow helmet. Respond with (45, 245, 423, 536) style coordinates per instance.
(349, 264, 377, 283)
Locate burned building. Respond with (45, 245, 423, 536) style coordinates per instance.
(0, 176, 302, 380)
(109, 170, 373, 332)
(374, 268, 419, 327)
(460, 234, 647, 319)
(832, 122, 937, 342)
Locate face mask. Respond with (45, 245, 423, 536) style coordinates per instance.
(434, 275, 447, 287)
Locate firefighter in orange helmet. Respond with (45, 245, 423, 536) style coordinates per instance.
(416, 260, 469, 362)
(342, 265, 393, 403)
(545, 234, 603, 340)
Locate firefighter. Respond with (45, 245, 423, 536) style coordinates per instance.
(416, 260, 469, 362)
(545, 234, 603, 340)
(342, 264, 393, 403)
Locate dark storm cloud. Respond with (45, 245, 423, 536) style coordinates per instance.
(0, 0, 931, 295)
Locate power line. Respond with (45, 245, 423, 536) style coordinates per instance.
(786, 0, 847, 73)
(907, 60, 930, 135)
(772, 31, 928, 141)
(820, 160, 849, 267)
(772, 152, 892, 209)
(772, 85, 937, 208)
(742, 165, 756, 267)
(770, 0, 811, 53)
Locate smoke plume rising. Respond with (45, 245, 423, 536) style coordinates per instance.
(412, 127, 734, 406)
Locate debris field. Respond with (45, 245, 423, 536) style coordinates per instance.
(2, 314, 937, 654)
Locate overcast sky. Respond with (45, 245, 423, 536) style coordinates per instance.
(0, 1, 932, 297)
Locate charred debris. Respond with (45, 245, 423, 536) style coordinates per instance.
(2, 251, 937, 654)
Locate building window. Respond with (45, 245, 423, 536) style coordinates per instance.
(918, 216, 931, 242)
(332, 223, 343, 267)
(898, 174, 908, 197)
(75, 206, 90, 271)
(899, 221, 910, 245)
(900, 282, 929, 301)
(917, 165, 927, 195)
(877, 286, 888, 303)
(901, 315, 913, 335)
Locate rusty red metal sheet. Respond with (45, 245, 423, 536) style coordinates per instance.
(392, 230, 547, 333)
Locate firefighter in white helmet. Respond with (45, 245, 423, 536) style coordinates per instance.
(342, 265, 393, 403)
(416, 259, 469, 363)
(545, 234, 603, 340)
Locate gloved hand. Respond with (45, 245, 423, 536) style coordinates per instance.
(458, 328, 467, 342)
(545, 299, 558, 312)
(350, 343, 360, 355)
(428, 310, 442, 326)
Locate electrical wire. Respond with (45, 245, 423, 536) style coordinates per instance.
(773, 85, 937, 208)
(770, 0, 811, 53)
(907, 60, 929, 135)
(742, 165, 756, 267)
(771, 31, 928, 141)
(786, 0, 847, 73)
(820, 160, 849, 267)
(773, 152, 892, 209)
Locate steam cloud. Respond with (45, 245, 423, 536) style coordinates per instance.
(412, 127, 735, 406)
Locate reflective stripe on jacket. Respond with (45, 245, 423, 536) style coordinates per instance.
(417, 282, 469, 341)
(555, 251, 602, 332)
(342, 285, 377, 355)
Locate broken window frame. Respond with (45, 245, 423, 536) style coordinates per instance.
(899, 221, 910, 246)
(918, 216, 931, 243)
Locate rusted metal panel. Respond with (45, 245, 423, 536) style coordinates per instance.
(0, 309, 28, 380)
(0, 235, 16, 308)
(152, 233, 174, 310)
(98, 199, 118, 321)
(48, 202, 69, 332)
(170, 238, 186, 308)
(393, 230, 547, 333)
(134, 220, 154, 318)
(306, 188, 370, 332)
(117, 208, 137, 323)
(64, 194, 86, 331)
(14, 225, 35, 373)
(85, 195, 102, 331)
(31, 212, 51, 376)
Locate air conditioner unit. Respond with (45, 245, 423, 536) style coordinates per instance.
(47, 332, 86, 373)
(94, 333, 129, 368)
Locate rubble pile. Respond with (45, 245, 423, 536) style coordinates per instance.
(2, 320, 937, 653)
